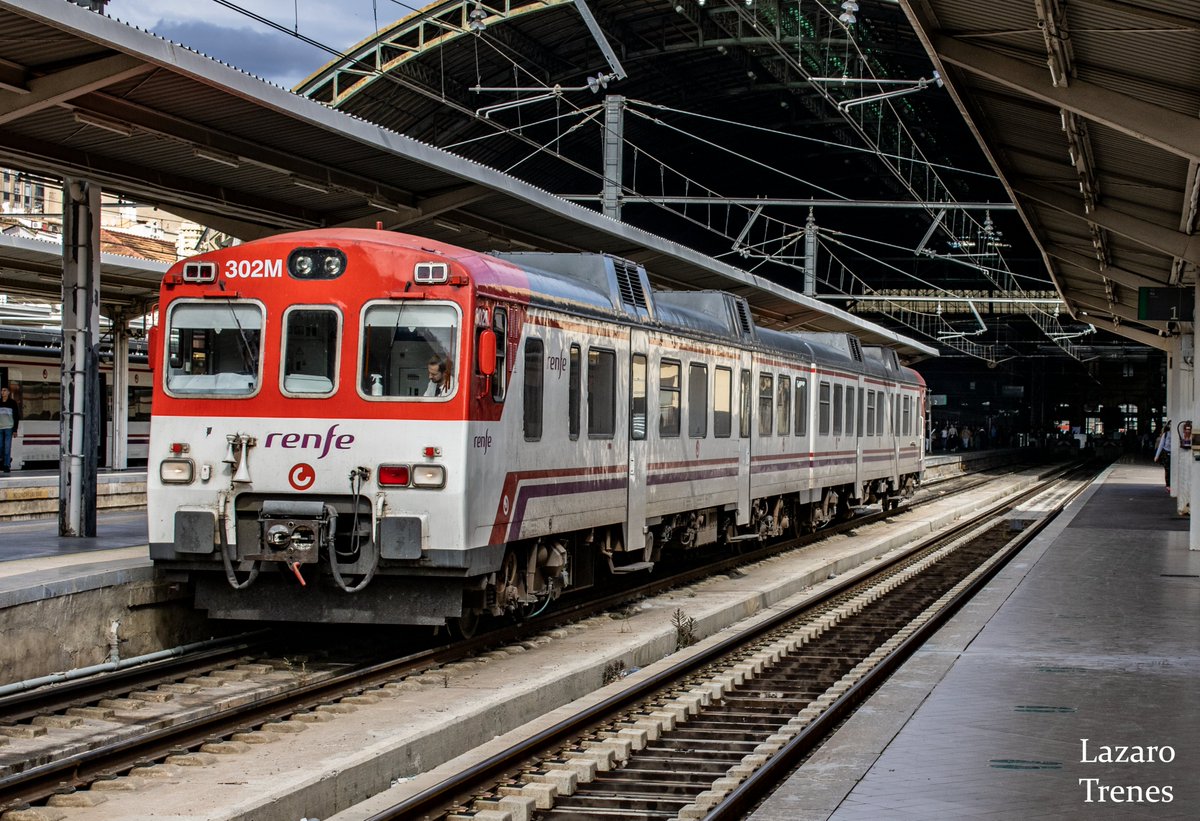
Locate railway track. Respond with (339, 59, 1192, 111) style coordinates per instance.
(363, 462, 1098, 821)
(0, 455, 1065, 816)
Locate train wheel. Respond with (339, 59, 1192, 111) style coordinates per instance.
(497, 550, 522, 613)
(449, 609, 481, 640)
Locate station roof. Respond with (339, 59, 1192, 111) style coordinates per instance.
(901, 0, 1197, 352)
(0, 0, 936, 359)
(0, 232, 166, 312)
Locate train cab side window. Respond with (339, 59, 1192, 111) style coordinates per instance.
(631, 353, 647, 441)
(794, 377, 808, 436)
(492, 308, 507, 402)
(818, 381, 831, 435)
(165, 302, 263, 396)
(866, 391, 876, 436)
(282, 308, 338, 395)
(739, 369, 751, 438)
(714, 366, 732, 438)
(776, 375, 791, 436)
(659, 359, 681, 438)
(361, 303, 458, 399)
(587, 348, 616, 437)
(523, 338, 543, 441)
(833, 384, 844, 436)
(845, 387, 856, 438)
(569, 344, 581, 440)
(758, 373, 773, 436)
(688, 363, 707, 438)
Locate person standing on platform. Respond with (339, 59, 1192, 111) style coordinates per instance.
(1154, 421, 1172, 492)
(0, 385, 19, 472)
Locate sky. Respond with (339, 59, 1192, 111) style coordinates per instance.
(105, 0, 409, 89)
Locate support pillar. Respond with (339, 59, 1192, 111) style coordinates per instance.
(803, 208, 817, 296)
(60, 178, 101, 537)
(601, 95, 624, 221)
(110, 312, 129, 470)
(1192, 282, 1200, 549)
(1166, 338, 1181, 497)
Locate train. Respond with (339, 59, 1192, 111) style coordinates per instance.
(146, 229, 925, 631)
(0, 329, 151, 469)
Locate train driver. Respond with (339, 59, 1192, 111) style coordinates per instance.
(425, 355, 453, 397)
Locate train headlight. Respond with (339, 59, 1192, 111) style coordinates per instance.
(293, 254, 315, 276)
(377, 465, 411, 486)
(160, 458, 195, 484)
(411, 464, 446, 489)
(288, 247, 346, 279)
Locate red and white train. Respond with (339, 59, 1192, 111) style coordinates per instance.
(147, 229, 925, 630)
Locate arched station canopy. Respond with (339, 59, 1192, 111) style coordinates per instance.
(0, 0, 936, 358)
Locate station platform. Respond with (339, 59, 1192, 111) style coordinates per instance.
(750, 460, 1200, 820)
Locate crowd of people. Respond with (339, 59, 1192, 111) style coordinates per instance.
(928, 420, 1003, 452)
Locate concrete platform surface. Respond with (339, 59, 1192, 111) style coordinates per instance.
(750, 460, 1200, 821)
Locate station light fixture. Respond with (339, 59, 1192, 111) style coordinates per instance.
(291, 176, 329, 193)
(73, 111, 134, 137)
(193, 146, 241, 168)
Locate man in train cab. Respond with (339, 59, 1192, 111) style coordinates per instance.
(0, 384, 19, 472)
(425, 356, 453, 397)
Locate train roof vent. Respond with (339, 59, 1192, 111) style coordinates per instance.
(613, 257, 649, 315)
(731, 297, 756, 339)
(847, 335, 864, 363)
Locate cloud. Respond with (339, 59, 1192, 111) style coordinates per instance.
(107, 1, 388, 87)
(151, 20, 335, 87)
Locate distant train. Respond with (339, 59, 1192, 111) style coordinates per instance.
(0, 329, 151, 469)
(146, 229, 925, 632)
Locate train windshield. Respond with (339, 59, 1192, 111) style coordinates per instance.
(164, 302, 263, 396)
(360, 302, 459, 399)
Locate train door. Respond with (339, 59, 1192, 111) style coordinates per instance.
(737, 350, 752, 526)
(853, 377, 864, 495)
(626, 329, 649, 558)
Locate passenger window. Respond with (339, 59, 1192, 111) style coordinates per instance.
(714, 366, 732, 438)
(819, 381, 831, 435)
(282, 307, 338, 395)
(903, 396, 912, 436)
(867, 391, 876, 436)
(588, 348, 616, 437)
(833, 384, 844, 435)
(758, 373, 773, 436)
(845, 387, 855, 438)
(523, 339, 543, 441)
(739, 369, 752, 438)
(688, 363, 707, 438)
(166, 301, 263, 396)
(876, 392, 886, 435)
(794, 377, 808, 436)
(360, 302, 457, 399)
(776, 375, 791, 436)
(659, 359, 681, 438)
(568, 344, 581, 440)
(491, 308, 507, 402)
(631, 353, 647, 441)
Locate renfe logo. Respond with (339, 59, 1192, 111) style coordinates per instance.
(265, 424, 355, 459)
(289, 463, 315, 491)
